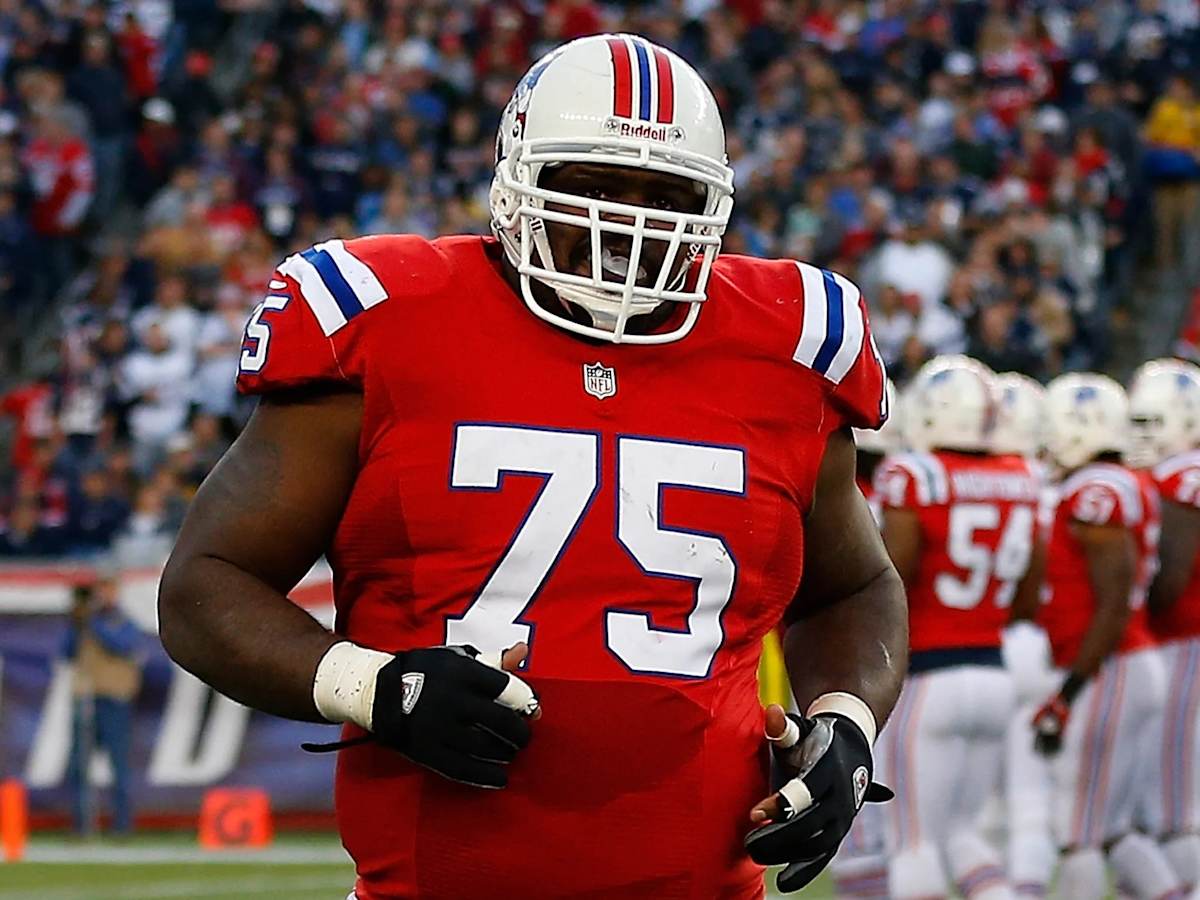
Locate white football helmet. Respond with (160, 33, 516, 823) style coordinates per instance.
(992, 373, 1046, 457)
(1126, 358, 1200, 468)
(1044, 373, 1128, 471)
(490, 34, 735, 344)
(903, 355, 997, 452)
(853, 380, 903, 454)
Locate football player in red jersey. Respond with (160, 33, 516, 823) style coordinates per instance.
(1129, 360, 1200, 891)
(1036, 374, 1184, 900)
(157, 35, 907, 900)
(991, 372, 1059, 899)
(872, 356, 1041, 900)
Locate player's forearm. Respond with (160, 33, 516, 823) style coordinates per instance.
(783, 564, 907, 731)
(1148, 564, 1188, 617)
(1070, 562, 1133, 681)
(1148, 502, 1200, 616)
(1068, 603, 1130, 682)
(158, 553, 339, 722)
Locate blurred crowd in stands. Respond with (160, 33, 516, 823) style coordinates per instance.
(3, 0, 1200, 558)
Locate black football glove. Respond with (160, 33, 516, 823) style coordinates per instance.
(1031, 694, 1071, 756)
(1032, 672, 1085, 757)
(744, 713, 893, 893)
(305, 644, 538, 789)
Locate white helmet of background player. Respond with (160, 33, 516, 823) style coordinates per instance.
(1126, 359, 1200, 468)
(1044, 373, 1128, 471)
(903, 355, 997, 452)
(992, 372, 1046, 457)
(489, 34, 735, 344)
(853, 380, 902, 454)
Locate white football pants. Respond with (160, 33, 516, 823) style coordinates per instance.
(1051, 648, 1167, 850)
(878, 665, 1016, 900)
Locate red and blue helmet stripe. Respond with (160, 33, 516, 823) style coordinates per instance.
(606, 36, 675, 124)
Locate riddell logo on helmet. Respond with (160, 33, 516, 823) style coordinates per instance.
(603, 117, 686, 144)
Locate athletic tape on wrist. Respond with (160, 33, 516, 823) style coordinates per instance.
(312, 641, 393, 730)
(807, 692, 878, 747)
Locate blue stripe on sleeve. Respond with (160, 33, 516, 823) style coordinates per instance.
(811, 269, 844, 374)
(301, 247, 364, 321)
(633, 40, 652, 121)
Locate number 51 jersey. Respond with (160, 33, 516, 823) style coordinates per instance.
(237, 235, 888, 900)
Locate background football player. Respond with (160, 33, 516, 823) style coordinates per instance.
(993, 372, 1058, 898)
(1036, 374, 1183, 900)
(1129, 359, 1200, 891)
(157, 35, 907, 899)
(873, 356, 1041, 900)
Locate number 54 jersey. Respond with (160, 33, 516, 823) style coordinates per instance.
(237, 235, 887, 900)
(873, 450, 1042, 653)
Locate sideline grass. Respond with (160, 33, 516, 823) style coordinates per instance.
(0, 834, 833, 899)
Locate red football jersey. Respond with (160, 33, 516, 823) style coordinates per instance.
(1039, 463, 1159, 667)
(874, 450, 1041, 653)
(1150, 450, 1200, 641)
(236, 235, 887, 900)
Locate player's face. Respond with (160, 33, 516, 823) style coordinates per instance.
(538, 163, 706, 292)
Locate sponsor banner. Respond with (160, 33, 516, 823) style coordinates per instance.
(0, 563, 339, 819)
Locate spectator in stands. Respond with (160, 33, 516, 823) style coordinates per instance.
(112, 481, 175, 566)
(61, 573, 143, 835)
(1143, 73, 1200, 269)
(117, 322, 192, 472)
(0, 495, 62, 556)
(131, 273, 199, 363)
(68, 33, 130, 223)
(192, 285, 247, 419)
(65, 466, 131, 556)
(23, 104, 93, 300)
(1, 377, 55, 475)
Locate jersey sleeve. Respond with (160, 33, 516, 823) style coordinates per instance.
(1153, 454, 1200, 510)
(790, 262, 889, 430)
(236, 239, 388, 396)
(873, 453, 948, 509)
(1062, 473, 1143, 527)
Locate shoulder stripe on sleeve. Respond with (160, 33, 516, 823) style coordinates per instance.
(277, 239, 387, 336)
(1061, 465, 1143, 524)
(1153, 449, 1200, 481)
(888, 452, 949, 506)
(792, 263, 867, 385)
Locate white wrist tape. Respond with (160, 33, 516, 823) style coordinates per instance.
(477, 648, 541, 716)
(312, 641, 392, 730)
(807, 692, 878, 747)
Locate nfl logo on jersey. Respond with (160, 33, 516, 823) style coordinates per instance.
(583, 362, 617, 399)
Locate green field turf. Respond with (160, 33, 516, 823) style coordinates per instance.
(0, 834, 834, 899)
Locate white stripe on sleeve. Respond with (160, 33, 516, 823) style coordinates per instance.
(277, 252, 348, 336)
(318, 239, 388, 311)
(824, 271, 866, 385)
(793, 262, 829, 368)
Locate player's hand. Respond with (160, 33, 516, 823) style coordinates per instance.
(369, 642, 540, 789)
(1031, 693, 1070, 756)
(744, 705, 893, 893)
